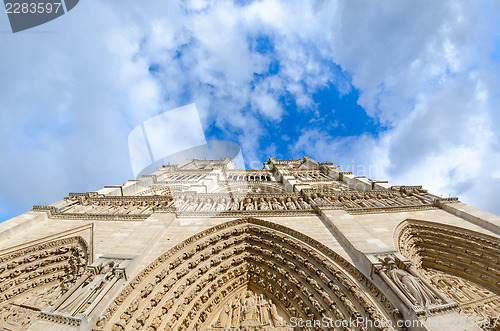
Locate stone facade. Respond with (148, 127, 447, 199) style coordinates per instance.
(0, 157, 499, 330)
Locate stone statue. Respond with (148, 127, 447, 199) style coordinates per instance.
(285, 197, 296, 210)
(385, 257, 440, 307)
(184, 197, 199, 211)
(244, 198, 255, 211)
(297, 197, 310, 209)
(230, 198, 240, 211)
(242, 290, 258, 321)
(258, 198, 270, 210)
(199, 198, 214, 211)
(215, 301, 231, 327)
(270, 301, 285, 326)
(215, 198, 228, 212)
(258, 294, 271, 325)
(271, 198, 284, 210)
(231, 297, 241, 327)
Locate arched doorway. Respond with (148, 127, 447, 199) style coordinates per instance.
(97, 218, 396, 330)
(395, 219, 500, 329)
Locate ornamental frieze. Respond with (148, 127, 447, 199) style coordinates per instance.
(36, 184, 454, 221)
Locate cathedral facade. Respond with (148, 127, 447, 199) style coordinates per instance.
(0, 157, 499, 330)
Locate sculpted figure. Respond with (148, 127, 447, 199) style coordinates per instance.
(285, 197, 297, 209)
(215, 198, 228, 212)
(311, 193, 327, 204)
(215, 301, 231, 327)
(230, 198, 240, 211)
(258, 294, 271, 325)
(385, 257, 440, 306)
(199, 198, 214, 211)
(271, 198, 284, 210)
(244, 198, 255, 211)
(184, 197, 199, 211)
(231, 296, 241, 327)
(258, 198, 270, 210)
(297, 198, 310, 209)
(270, 302, 285, 326)
(173, 195, 186, 209)
(242, 291, 258, 321)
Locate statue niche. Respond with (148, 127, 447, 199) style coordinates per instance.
(209, 287, 292, 330)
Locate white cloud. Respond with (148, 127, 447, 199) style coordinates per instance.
(292, 0, 500, 215)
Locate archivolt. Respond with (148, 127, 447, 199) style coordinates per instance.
(395, 219, 500, 295)
(0, 236, 89, 303)
(97, 218, 395, 331)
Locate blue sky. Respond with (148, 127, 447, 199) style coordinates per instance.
(1, 0, 500, 221)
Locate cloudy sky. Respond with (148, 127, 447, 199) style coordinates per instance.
(1, 0, 500, 221)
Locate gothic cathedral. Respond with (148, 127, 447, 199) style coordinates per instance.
(0, 157, 499, 330)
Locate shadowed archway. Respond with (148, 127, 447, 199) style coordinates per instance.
(395, 219, 500, 327)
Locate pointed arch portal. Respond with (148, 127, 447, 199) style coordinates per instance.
(98, 218, 395, 331)
(395, 219, 500, 325)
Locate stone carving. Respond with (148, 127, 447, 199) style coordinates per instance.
(96, 218, 394, 330)
(425, 268, 500, 327)
(294, 170, 332, 181)
(60, 194, 173, 216)
(305, 188, 436, 212)
(42, 165, 444, 221)
(379, 256, 442, 307)
(310, 182, 349, 192)
(0, 305, 38, 328)
(0, 236, 89, 328)
(210, 289, 291, 329)
(0, 237, 88, 303)
(396, 220, 500, 328)
(163, 173, 206, 182)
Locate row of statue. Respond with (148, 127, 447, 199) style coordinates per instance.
(308, 191, 433, 208)
(173, 196, 311, 212)
(225, 174, 273, 182)
(61, 190, 433, 216)
(63, 199, 169, 215)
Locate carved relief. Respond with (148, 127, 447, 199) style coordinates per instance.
(396, 220, 500, 329)
(305, 188, 437, 213)
(95, 218, 395, 331)
(225, 172, 272, 182)
(374, 255, 447, 313)
(290, 170, 335, 183)
(40, 256, 131, 327)
(209, 288, 292, 330)
(0, 236, 89, 329)
(59, 195, 173, 216)
(43, 164, 446, 221)
(424, 268, 500, 327)
(170, 195, 315, 215)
